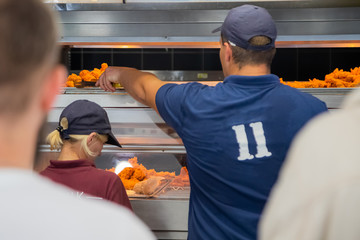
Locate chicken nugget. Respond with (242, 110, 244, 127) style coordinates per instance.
(132, 168, 146, 181)
(118, 167, 135, 180)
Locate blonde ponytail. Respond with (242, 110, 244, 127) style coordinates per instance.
(46, 117, 68, 150)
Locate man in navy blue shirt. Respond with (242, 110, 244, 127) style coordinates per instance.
(97, 4, 327, 239)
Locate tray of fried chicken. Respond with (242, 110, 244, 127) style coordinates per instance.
(280, 67, 360, 88)
(114, 157, 175, 198)
(119, 167, 172, 198)
(65, 63, 123, 89)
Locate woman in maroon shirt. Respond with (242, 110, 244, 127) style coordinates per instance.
(40, 99, 132, 210)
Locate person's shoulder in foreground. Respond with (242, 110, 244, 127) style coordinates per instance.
(0, 168, 155, 240)
(259, 88, 360, 240)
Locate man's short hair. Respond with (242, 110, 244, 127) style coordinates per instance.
(221, 34, 276, 69)
(0, 0, 60, 115)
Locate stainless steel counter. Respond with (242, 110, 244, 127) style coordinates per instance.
(131, 187, 190, 240)
(53, 85, 355, 110)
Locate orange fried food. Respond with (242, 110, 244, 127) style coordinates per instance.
(308, 78, 330, 88)
(65, 73, 81, 87)
(67, 73, 82, 82)
(281, 67, 360, 88)
(117, 157, 180, 190)
(118, 167, 135, 180)
(100, 63, 108, 72)
(65, 63, 109, 87)
(132, 168, 146, 181)
(79, 70, 90, 79)
(118, 166, 147, 190)
(65, 81, 75, 87)
(350, 76, 360, 87)
(122, 178, 140, 190)
(128, 157, 176, 179)
(80, 70, 96, 82)
(150, 170, 176, 178)
(171, 167, 190, 187)
(90, 68, 102, 79)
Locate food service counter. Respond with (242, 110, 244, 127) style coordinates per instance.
(37, 86, 355, 239)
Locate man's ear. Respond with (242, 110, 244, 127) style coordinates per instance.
(41, 64, 67, 113)
(224, 42, 233, 63)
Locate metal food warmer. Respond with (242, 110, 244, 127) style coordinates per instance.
(38, 1, 360, 239)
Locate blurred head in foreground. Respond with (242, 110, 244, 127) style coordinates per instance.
(0, 2, 157, 239)
(0, 0, 66, 168)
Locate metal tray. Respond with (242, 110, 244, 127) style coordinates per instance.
(127, 178, 173, 199)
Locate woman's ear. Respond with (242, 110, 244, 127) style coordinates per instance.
(87, 132, 98, 145)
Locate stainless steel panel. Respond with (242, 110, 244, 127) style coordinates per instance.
(277, 21, 360, 36)
(300, 88, 355, 109)
(48, 108, 164, 123)
(61, 36, 221, 44)
(64, 21, 360, 37)
(62, 23, 221, 37)
(39, 144, 186, 153)
(53, 92, 146, 108)
(59, 10, 226, 23)
(147, 70, 224, 81)
(152, 231, 187, 240)
(310, 94, 346, 109)
(59, 8, 360, 23)
(56, 5, 360, 45)
(131, 199, 189, 231)
(52, 1, 360, 11)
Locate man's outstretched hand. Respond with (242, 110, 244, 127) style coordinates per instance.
(96, 66, 120, 92)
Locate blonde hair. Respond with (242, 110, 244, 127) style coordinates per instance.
(47, 117, 108, 157)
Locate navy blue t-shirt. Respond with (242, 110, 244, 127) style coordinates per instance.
(156, 74, 327, 240)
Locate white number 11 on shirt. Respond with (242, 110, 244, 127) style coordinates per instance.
(232, 122, 272, 161)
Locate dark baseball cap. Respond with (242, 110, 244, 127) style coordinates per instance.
(58, 99, 121, 148)
(212, 4, 277, 51)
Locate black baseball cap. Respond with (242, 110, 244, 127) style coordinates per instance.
(58, 99, 121, 148)
(212, 4, 277, 51)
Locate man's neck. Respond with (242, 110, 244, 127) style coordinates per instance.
(227, 64, 271, 77)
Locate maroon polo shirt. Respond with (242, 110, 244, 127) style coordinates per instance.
(40, 159, 132, 210)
